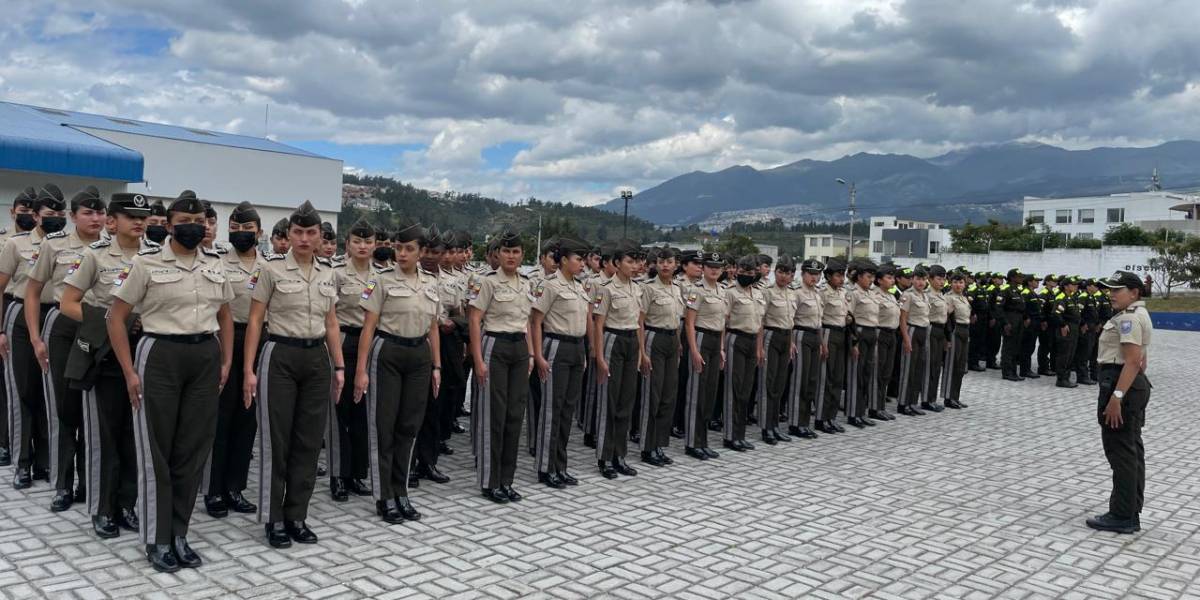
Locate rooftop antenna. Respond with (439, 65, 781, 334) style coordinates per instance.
(1148, 167, 1161, 191)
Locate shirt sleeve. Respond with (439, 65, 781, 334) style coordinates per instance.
(684, 287, 701, 312)
(1116, 314, 1145, 346)
(112, 257, 148, 306)
(63, 250, 98, 292)
(531, 279, 558, 315)
(468, 276, 494, 313)
(593, 284, 613, 317)
(220, 276, 235, 304)
(28, 241, 56, 283)
(359, 275, 384, 314)
(900, 291, 913, 312)
(249, 263, 276, 304)
(0, 240, 17, 276)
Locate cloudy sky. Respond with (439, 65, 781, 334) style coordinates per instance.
(3, 0, 1199, 205)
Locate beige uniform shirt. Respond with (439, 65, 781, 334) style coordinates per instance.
(222, 250, 264, 324)
(946, 291, 971, 325)
(360, 267, 439, 338)
(594, 276, 642, 331)
(0, 231, 44, 299)
(334, 260, 374, 329)
(1097, 300, 1152, 364)
(532, 270, 590, 337)
(761, 284, 796, 330)
(641, 277, 685, 330)
(113, 245, 233, 335)
(725, 285, 765, 334)
(793, 284, 823, 330)
(469, 269, 532, 334)
(821, 285, 848, 328)
(875, 287, 901, 329)
(846, 285, 880, 328)
(927, 289, 949, 324)
(63, 239, 146, 309)
(438, 267, 465, 320)
(250, 251, 338, 339)
(901, 287, 931, 328)
(29, 231, 90, 303)
(685, 280, 728, 332)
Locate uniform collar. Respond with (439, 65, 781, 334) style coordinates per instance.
(107, 238, 143, 257)
(160, 243, 204, 270)
(1128, 300, 1146, 310)
(285, 250, 323, 274)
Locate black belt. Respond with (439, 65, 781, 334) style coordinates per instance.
(696, 327, 721, 335)
(377, 331, 427, 347)
(765, 326, 790, 333)
(1100, 364, 1123, 372)
(645, 325, 677, 335)
(146, 332, 214, 345)
(792, 325, 817, 333)
(267, 334, 325, 349)
(604, 327, 636, 337)
(340, 325, 363, 336)
(485, 331, 525, 342)
(726, 329, 757, 337)
(544, 331, 585, 343)
(822, 324, 844, 331)
(8, 297, 56, 313)
(234, 322, 248, 331)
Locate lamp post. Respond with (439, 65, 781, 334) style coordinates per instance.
(836, 178, 856, 262)
(620, 189, 633, 239)
(521, 206, 542, 261)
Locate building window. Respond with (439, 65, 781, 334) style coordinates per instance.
(809, 238, 818, 247)
(873, 221, 884, 227)
(929, 241, 940, 254)
(1028, 210, 1044, 224)
(821, 238, 831, 247)
(1107, 208, 1125, 223)
(873, 241, 883, 253)
(1056, 209, 1072, 224)
(1075, 232, 1093, 240)
(1078, 209, 1094, 224)
(899, 223, 909, 229)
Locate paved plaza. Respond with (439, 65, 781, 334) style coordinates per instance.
(0, 330, 1196, 599)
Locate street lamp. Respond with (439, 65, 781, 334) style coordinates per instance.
(620, 189, 634, 239)
(836, 178, 856, 262)
(521, 206, 542, 261)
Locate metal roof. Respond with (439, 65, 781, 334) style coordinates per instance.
(0, 102, 144, 181)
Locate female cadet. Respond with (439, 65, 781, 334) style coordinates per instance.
(870, 265, 900, 422)
(786, 258, 825, 439)
(243, 200, 344, 549)
(27, 186, 107, 511)
(1086, 271, 1153, 534)
(530, 237, 591, 488)
(353, 222, 440, 523)
(61, 193, 150, 538)
(682, 252, 726, 460)
(722, 256, 765, 451)
(329, 218, 376, 502)
(468, 230, 533, 504)
(845, 259, 880, 429)
(815, 260, 849, 434)
(592, 240, 647, 479)
(898, 266, 931, 416)
(0, 184, 67, 490)
(144, 200, 168, 245)
(943, 271, 971, 410)
(108, 190, 234, 573)
(639, 248, 684, 462)
(923, 265, 949, 412)
(758, 255, 795, 445)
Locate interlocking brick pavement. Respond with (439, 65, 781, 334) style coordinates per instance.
(1, 330, 1197, 599)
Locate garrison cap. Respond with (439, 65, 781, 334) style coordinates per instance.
(598, 240, 617, 259)
(13, 187, 36, 209)
(653, 246, 675, 261)
(289, 200, 322, 228)
(230, 201, 260, 225)
(949, 270, 966, 281)
(70, 186, 105, 212)
(453, 230, 472, 249)
(897, 266, 914, 278)
(1098, 270, 1144, 293)
(775, 254, 796, 271)
(109, 193, 153, 217)
(928, 264, 947, 277)
(1007, 268, 1022, 279)
(621, 240, 645, 259)
(495, 229, 522, 248)
(800, 258, 825, 274)
(36, 183, 65, 211)
(757, 253, 773, 266)
(202, 200, 217, 219)
(557, 237, 591, 258)
(1043, 273, 1058, 282)
(736, 255, 758, 271)
(912, 265, 929, 278)
(701, 251, 723, 268)
(824, 258, 846, 274)
(424, 224, 446, 249)
(271, 217, 289, 237)
(851, 257, 879, 274)
(877, 264, 896, 277)
(394, 220, 425, 244)
(540, 237, 559, 256)
(168, 190, 205, 214)
(320, 221, 336, 241)
(679, 250, 701, 265)
(441, 229, 458, 248)
(149, 198, 167, 217)
(347, 217, 375, 239)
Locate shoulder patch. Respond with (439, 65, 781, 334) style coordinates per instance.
(361, 279, 377, 300)
(113, 265, 132, 286)
(45, 230, 67, 239)
(89, 239, 112, 249)
(1120, 319, 1133, 334)
(138, 246, 162, 256)
(65, 255, 84, 275)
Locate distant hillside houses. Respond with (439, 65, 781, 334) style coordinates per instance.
(342, 183, 390, 211)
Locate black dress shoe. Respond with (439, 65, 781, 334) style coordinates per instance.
(1020, 370, 1041, 379)
(539, 471, 566, 489)
(760, 431, 778, 445)
(481, 488, 509, 504)
(830, 420, 846, 433)
(944, 399, 964, 409)
(986, 362, 999, 370)
(204, 494, 229, 518)
(558, 470, 578, 486)
(868, 409, 889, 421)
(33, 468, 48, 482)
(847, 417, 866, 429)
(377, 499, 405, 524)
(12, 468, 32, 490)
(685, 447, 708, 460)
(1002, 373, 1023, 382)
(347, 479, 372, 496)
(329, 478, 349, 502)
(1078, 376, 1097, 386)
(1037, 368, 1053, 376)
(814, 420, 834, 434)
(910, 406, 926, 416)
(451, 421, 466, 434)
(118, 507, 139, 532)
(968, 364, 986, 372)
(630, 432, 641, 444)
(671, 426, 684, 439)
(1056, 379, 1078, 388)
(583, 434, 596, 448)
(266, 522, 292, 548)
(612, 458, 638, 476)
(317, 464, 327, 477)
(701, 447, 720, 459)
(92, 515, 119, 539)
(224, 491, 258, 513)
(74, 486, 86, 503)
(396, 496, 422, 520)
(722, 440, 746, 452)
(1085, 512, 1138, 534)
(656, 448, 674, 464)
(773, 429, 791, 442)
(285, 520, 318, 544)
(418, 463, 451, 484)
(641, 450, 665, 466)
(708, 420, 722, 432)
(500, 486, 522, 502)
(438, 441, 455, 455)
(50, 490, 73, 512)
(861, 417, 877, 427)
(408, 474, 420, 489)
(921, 402, 945, 413)
(0, 446, 10, 466)
(794, 427, 818, 439)
(146, 544, 180, 573)
(173, 536, 202, 568)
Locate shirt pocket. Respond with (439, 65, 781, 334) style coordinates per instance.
(55, 254, 78, 266)
(226, 271, 247, 284)
(340, 283, 361, 297)
(150, 270, 183, 285)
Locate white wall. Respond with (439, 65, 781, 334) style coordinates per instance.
(892, 246, 1156, 279)
(1022, 192, 1188, 239)
(0, 170, 128, 230)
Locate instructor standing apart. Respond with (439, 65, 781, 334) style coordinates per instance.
(1086, 271, 1153, 535)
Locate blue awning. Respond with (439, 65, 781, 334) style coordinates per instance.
(0, 103, 144, 182)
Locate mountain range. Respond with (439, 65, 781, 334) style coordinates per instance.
(602, 141, 1200, 226)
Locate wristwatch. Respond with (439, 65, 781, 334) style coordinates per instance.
(1113, 390, 1125, 400)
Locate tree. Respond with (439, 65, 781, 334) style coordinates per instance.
(1102, 223, 1157, 246)
(1147, 234, 1200, 298)
(705, 233, 759, 259)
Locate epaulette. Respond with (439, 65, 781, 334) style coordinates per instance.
(138, 246, 162, 255)
(45, 230, 67, 239)
(419, 267, 435, 277)
(518, 272, 530, 279)
(264, 253, 286, 261)
(601, 279, 613, 286)
(201, 247, 222, 258)
(12, 232, 30, 237)
(376, 265, 395, 273)
(213, 245, 230, 255)
(1054, 292, 1065, 300)
(89, 239, 112, 249)
(316, 256, 332, 267)
(144, 239, 161, 247)
(333, 253, 347, 263)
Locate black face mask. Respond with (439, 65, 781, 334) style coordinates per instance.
(171, 223, 206, 249)
(40, 216, 66, 234)
(374, 247, 395, 262)
(145, 225, 169, 244)
(736, 274, 757, 287)
(229, 231, 258, 253)
(14, 213, 36, 231)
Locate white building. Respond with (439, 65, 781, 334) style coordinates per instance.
(803, 234, 869, 263)
(1021, 190, 1200, 240)
(0, 101, 342, 233)
(867, 216, 953, 263)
